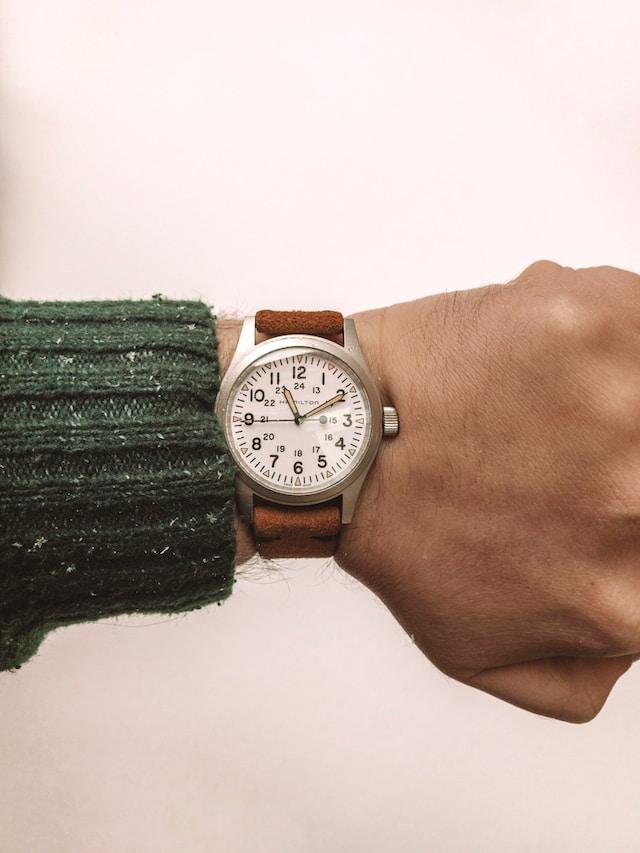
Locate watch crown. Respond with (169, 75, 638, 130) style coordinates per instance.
(382, 406, 399, 437)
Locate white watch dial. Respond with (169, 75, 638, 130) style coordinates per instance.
(225, 347, 372, 495)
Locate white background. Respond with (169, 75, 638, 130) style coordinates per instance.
(1, 2, 640, 851)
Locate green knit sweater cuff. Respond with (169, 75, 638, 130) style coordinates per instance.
(0, 296, 236, 672)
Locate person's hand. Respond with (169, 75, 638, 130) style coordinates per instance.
(340, 261, 640, 722)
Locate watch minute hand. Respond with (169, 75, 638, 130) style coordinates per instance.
(302, 391, 345, 420)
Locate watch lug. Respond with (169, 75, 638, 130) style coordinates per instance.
(340, 467, 370, 524)
(342, 318, 363, 359)
(234, 316, 257, 361)
(235, 476, 255, 522)
(341, 316, 384, 524)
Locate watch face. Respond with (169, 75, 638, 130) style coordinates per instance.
(224, 346, 373, 496)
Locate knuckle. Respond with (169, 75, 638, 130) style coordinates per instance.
(597, 372, 640, 437)
(425, 640, 469, 680)
(554, 694, 603, 725)
(516, 259, 566, 286)
(436, 652, 477, 681)
(583, 265, 640, 294)
(516, 265, 623, 351)
(539, 290, 611, 348)
(580, 578, 640, 655)
(591, 455, 640, 521)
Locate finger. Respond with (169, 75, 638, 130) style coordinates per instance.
(465, 655, 634, 723)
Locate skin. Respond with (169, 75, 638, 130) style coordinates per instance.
(218, 260, 640, 723)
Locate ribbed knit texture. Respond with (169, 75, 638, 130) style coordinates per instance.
(0, 295, 236, 671)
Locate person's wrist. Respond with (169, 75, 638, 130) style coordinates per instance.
(337, 304, 408, 579)
(214, 304, 437, 571)
(339, 296, 444, 583)
(214, 315, 256, 565)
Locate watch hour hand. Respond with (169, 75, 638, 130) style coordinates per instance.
(302, 390, 345, 420)
(282, 385, 302, 424)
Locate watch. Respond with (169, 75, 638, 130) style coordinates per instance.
(215, 310, 399, 558)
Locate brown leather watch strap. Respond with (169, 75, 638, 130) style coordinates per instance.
(254, 502, 342, 559)
(255, 309, 343, 338)
(251, 309, 345, 558)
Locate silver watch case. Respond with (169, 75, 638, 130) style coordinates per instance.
(215, 316, 386, 524)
